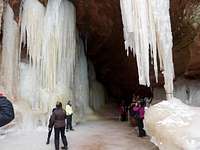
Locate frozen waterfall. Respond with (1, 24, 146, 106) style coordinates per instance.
(120, 0, 174, 99)
(0, 0, 106, 129)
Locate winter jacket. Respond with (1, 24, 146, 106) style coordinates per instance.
(49, 108, 67, 128)
(0, 96, 15, 127)
(66, 104, 73, 116)
(133, 105, 145, 119)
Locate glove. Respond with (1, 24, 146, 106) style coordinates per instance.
(48, 127, 52, 131)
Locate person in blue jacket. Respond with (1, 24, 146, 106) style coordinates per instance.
(0, 92, 15, 127)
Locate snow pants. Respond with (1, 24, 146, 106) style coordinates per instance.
(54, 127, 68, 150)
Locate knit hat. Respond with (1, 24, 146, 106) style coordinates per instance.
(0, 92, 4, 96)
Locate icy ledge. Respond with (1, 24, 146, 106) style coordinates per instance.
(144, 98, 200, 150)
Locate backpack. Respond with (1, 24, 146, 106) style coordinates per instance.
(0, 96, 15, 127)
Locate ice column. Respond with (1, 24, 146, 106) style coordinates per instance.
(19, 0, 76, 119)
(0, 4, 20, 98)
(120, 0, 174, 99)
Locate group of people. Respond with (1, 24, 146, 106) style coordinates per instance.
(46, 100, 74, 150)
(0, 91, 74, 150)
(120, 94, 152, 137)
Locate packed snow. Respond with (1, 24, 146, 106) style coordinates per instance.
(145, 98, 200, 150)
(0, 120, 158, 150)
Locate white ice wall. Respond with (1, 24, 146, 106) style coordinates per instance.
(145, 98, 200, 150)
(0, 0, 96, 129)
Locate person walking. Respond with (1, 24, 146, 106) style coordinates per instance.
(46, 108, 56, 144)
(49, 101, 68, 150)
(65, 100, 74, 131)
(0, 92, 15, 127)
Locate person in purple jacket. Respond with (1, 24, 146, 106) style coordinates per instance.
(133, 100, 146, 137)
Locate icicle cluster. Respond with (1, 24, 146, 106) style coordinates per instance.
(120, 0, 174, 99)
(0, 0, 98, 128)
(0, 4, 20, 98)
(20, 0, 76, 91)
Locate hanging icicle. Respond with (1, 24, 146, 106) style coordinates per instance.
(19, 0, 77, 113)
(120, 0, 174, 99)
(20, 0, 76, 91)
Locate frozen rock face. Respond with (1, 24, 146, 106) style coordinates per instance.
(174, 78, 200, 107)
(88, 61, 107, 111)
(144, 98, 200, 150)
(185, 33, 200, 78)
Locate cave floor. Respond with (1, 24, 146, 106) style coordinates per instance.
(0, 119, 158, 150)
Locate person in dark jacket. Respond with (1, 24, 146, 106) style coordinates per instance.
(46, 108, 56, 144)
(49, 102, 68, 150)
(0, 92, 15, 127)
(119, 100, 128, 121)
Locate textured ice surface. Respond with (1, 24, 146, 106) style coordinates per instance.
(174, 78, 200, 107)
(145, 98, 200, 150)
(0, 5, 19, 98)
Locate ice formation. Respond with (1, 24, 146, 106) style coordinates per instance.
(0, 0, 106, 129)
(88, 61, 107, 111)
(120, 0, 174, 99)
(144, 98, 200, 150)
(0, 4, 20, 98)
(174, 78, 200, 107)
(19, 0, 77, 123)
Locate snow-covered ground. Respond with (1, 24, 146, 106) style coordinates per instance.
(0, 120, 158, 150)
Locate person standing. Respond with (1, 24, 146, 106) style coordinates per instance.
(0, 92, 15, 127)
(133, 100, 146, 137)
(65, 100, 74, 131)
(119, 100, 128, 121)
(46, 108, 56, 144)
(49, 102, 68, 150)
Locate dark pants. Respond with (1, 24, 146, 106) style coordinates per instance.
(137, 118, 146, 137)
(46, 128, 53, 143)
(54, 127, 68, 150)
(66, 115, 72, 130)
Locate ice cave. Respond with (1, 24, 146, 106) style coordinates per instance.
(0, 0, 200, 150)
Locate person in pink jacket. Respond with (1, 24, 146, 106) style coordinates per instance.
(133, 100, 146, 137)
